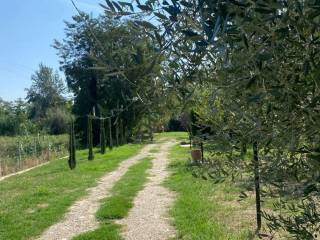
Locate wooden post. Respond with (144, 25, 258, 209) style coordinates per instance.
(47, 142, 50, 162)
(18, 141, 22, 171)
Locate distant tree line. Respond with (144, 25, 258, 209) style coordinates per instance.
(0, 64, 70, 136)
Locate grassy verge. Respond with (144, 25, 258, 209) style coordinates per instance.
(165, 144, 257, 240)
(73, 157, 153, 240)
(0, 144, 143, 240)
(154, 132, 188, 142)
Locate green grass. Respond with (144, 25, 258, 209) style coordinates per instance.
(72, 223, 123, 240)
(154, 131, 188, 142)
(73, 157, 153, 240)
(149, 147, 161, 153)
(165, 144, 257, 240)
(0, 144, 143, 240)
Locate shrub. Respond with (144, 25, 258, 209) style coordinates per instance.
(44, 107, 70, 135)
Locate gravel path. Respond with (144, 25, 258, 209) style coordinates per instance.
(37, 144, 155, 240)
(117, 141, 176, 240)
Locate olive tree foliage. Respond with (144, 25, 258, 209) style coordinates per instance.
(107, 0, 320, 238)
(54, 14, 167, 144)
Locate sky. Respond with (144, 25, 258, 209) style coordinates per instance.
(0, 0, 103, 101)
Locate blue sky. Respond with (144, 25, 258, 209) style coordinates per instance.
(0, 0, 103, 101)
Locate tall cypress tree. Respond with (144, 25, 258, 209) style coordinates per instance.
(88, 115, 94, 160)
(68, 120, 76, 170)
(100, 118, 106, 154)
(108, 117, 113, 150)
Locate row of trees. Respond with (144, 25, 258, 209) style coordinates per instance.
(54, 12, 182, 145)
(68, 112, 133, 169)
(99, 0, 320, 239)
(0, 64, 70, 136)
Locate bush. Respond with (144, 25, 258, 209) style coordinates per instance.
(44, 108, 71, 135)
(167, 118, 185, 132)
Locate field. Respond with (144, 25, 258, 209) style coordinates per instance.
(0, 134, 68, 177)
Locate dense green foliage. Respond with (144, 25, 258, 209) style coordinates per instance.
(0, 99, 35, 136)
(26, 64, 66, 120)
(54, 14, 170, 144)
(104, 0, 320, 238)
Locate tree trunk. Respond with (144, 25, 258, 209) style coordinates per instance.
(88, 115, 94, 160)
(241, 141, 247, 156)
(68, 120, 76, 169)
(124, 127, 128, 144)
(115, 119, 119, 147)
(108, 118, 113, 150)
(253, 141, 262, 231)
(100, 118, 106, 154)
(120, 118, 124, 145)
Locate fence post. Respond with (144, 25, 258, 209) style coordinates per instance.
(48, 142, 51, 162)
(18, 141, 22, 171)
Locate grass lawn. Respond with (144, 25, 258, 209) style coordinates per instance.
(0, 144, 143, 240)
(165, 144, 257, 240)
(154, 131, 189, 142)
(73, 157, 153, 240)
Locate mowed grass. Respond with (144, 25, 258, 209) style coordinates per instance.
(73, 157, 153, 240)
(0, 144, 143, 240)
(165, 144, 257, 240)
(154, 131, 188, 142)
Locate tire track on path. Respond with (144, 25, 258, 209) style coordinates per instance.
(37, 144, 155, 240)
(117, 141, 176, 240)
